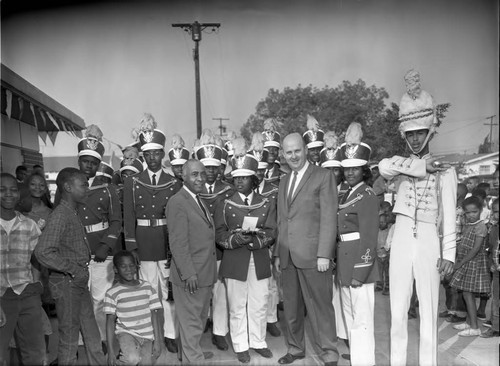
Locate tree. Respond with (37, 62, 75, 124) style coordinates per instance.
(241, 80, 451, 161)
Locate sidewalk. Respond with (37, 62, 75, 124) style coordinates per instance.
(38, 286, 498, 365)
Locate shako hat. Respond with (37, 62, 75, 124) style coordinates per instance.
(78, 124, 105, 160)
(320, 131, 342, 168)
(339, 122, 371, 167)
(302, 115, 324, 149)
(95, 161, 114, 179)
(195, 129, 222, 167)
(262, 118, 281, 148)
(247, 132, 269, 170)
(136, 113, 166, 151)
(230, 137, 258, 177)
(168, 134, 190, 166)
(119, 158, 144, 175)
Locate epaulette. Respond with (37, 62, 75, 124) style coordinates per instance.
(365, 187, 375, 195)
(224, 197, 269, 210)
(132, 176, 178, 190)
(89, 184, 108, 191)
(198, 185, 233, 200)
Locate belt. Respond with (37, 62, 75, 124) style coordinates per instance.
(85, 221, 109, 233)
(339, 232, 360, 241)
(136, 218, 167, 227)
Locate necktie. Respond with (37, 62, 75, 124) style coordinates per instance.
(265, 169, 269, 179)
(196, 195, 210, 222)
(287, 171, 298, 205)
(340, 187, 352, 204)
(208, 185, 213, 194)
(151, 174, 157, 186)
(244, 197, 249, 206)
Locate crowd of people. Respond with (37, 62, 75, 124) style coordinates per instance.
(1, 69, 499, 366)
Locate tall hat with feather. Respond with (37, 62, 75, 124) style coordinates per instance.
(338, 122, 371, 167)
(247, 132, 269, 170)
(95, 161, 114, 180)
(224, 130, 238, 158)
(320, 131, 342, 168)
(137, 113, 166, 151)
(303, 115, 325, 149)
(168, 134, 190, 166)
(230, 137, 258, 177)
(77, 124, 105, 160)
(398, 69, 438, 153)
(195, 129, 222, 167)
(262, 118, 281, 148)
(119, 158, 144, 175)
(214, 135, 229, 166)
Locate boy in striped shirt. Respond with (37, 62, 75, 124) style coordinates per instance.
(104, 251, 162, 365)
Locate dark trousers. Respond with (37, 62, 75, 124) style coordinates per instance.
(0, 283, 45, 365)
(49, 274, 105, 366)
(377, 255, 390, 290)
(442, 276, 466, 313)
(281, 256, 338, 363)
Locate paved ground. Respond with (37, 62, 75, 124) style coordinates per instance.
(10, 285, 498, 365)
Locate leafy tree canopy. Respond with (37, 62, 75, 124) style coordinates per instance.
(241, 80, 450, 161)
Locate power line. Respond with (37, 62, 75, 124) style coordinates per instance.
(484, 115, 498, 153)
(213, 117, 229, 136)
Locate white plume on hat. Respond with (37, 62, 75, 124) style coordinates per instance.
(85, 124, 103, 141)
(192, 138, 201, 152)
(324, 131, 339, 150)
(232, 137, 248, 158)
(345, 122, 363, 146)
(199, 128, 216, 145)
(139, 113, 157, 133)
(249, 132, 265, 152)
(214, 135, 224, 148)
(171, 134, 185, 149)
(306, 115, 320, 132)
(131, 127, 140, 141)
(226, 130, 238, 142)
(263, 118, 281, 132)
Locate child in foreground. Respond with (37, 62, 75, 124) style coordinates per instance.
(104, 250, 162, 365)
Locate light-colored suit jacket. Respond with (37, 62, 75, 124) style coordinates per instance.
(166, 187, 217, 287)
(275, 163, 338, 269)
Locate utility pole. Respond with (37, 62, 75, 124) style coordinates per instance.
(484, 115, 497, 153)
(172, 21, 221, 138)
(213, 117, 229, 136)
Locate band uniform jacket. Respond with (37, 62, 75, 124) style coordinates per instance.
(337, 183, 380, 286)
(214, 192, 277, 281)
(264, 162, 287, 185)
(123, 169, 182, 262)
(76, 181, 122, 255)
(166, 188, 217, 288)
(274, 164, 338, 269)
(379, 154, 457, 262)
(199, 180, 235, 260)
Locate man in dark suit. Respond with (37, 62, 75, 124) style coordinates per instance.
(166, 159, 217, 363)
(274, 133, 339, 366)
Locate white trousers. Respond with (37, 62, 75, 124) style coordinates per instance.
(266, 265, 279, 323)
(332, 274, 348, 340)
(211, 260, 229, 336)
(80, 256, 114, 344)
(226, 255, 270, 352)
(139, 260, 178, 339)
(390, 215, 441, 366)
(340, 283, 375, 366)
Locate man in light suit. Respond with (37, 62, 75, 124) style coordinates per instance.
(166, 159, 218, 363)
(274, 133, 339, 366)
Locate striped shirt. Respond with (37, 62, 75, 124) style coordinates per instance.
(103, 279, 162, 340)
(1, 212, 41, 296)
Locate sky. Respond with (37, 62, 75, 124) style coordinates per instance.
(1, 0, 498, 161)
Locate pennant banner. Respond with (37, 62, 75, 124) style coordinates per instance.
(29, 103, 38, 129)
(46, 111, 60, 130)
(5, 90, 12, 119)
(39, 131, 48, 144)
(18, 97, 24, 120)
(47, 131, 58, 145)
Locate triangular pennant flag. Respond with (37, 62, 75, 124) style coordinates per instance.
(29, 103, 38, 129)
(74, 130, 83, 139)
(59, 119, 68, 132)
(48, 131, 58, 145)
(5, 90, 12, 119)
(39, 109, 47, 129)
(18, 97, 24, 120)
(46, 111, 60, 130)
(39, 131, 48, 144)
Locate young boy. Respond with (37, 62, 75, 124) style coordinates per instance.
(376, 213, 390, 295)
(0, 173, 45, 365)
(104, 251, 162, 365)
(34, 167, 106, 365)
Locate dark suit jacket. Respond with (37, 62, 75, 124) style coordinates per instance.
(275, 163, 338, 269)
(166, 187, 217, 288)
(123, 169, 182, 261)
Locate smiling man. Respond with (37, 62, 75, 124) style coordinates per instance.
(379, 70, 457, 366)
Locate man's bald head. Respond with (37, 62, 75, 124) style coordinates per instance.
(283, 133, 307, 172)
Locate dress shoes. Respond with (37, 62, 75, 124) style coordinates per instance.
(236, 350, 251, 363)
(253, 347, 273, 358)
(278, 353, 305, 364)
(164, 337, 178, 353)
(203, 351, 214, 360)
(439, 310, 450, 318)
(267, 322, 281, 337)
(341, 353, 351, 360)
(212, 334, 229, 351)
(277, 301, 284, 311)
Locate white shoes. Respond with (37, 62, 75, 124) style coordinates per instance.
(453, 322, 470, 330)
(458, 328, 481, 337)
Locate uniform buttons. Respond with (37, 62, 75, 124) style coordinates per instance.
(345, 214, 348, 216)
(229, 207, 232, 210)
(210, 204, 213, 208)
(170, 188, 173, 191)
(97, 207, 101, 210)
(136, 186, 140, 189)
(343, 225, 347, 228)
(232, 214, 236, 217)
(152, 205, 155, 208)
(143, 215, 147, 218)
(152, 214, 155, 218)
(262, 214, 265, 216)
(83, 207, 87, 210)
(139, 196, 142, 199)
(85, 216, 89, 219)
